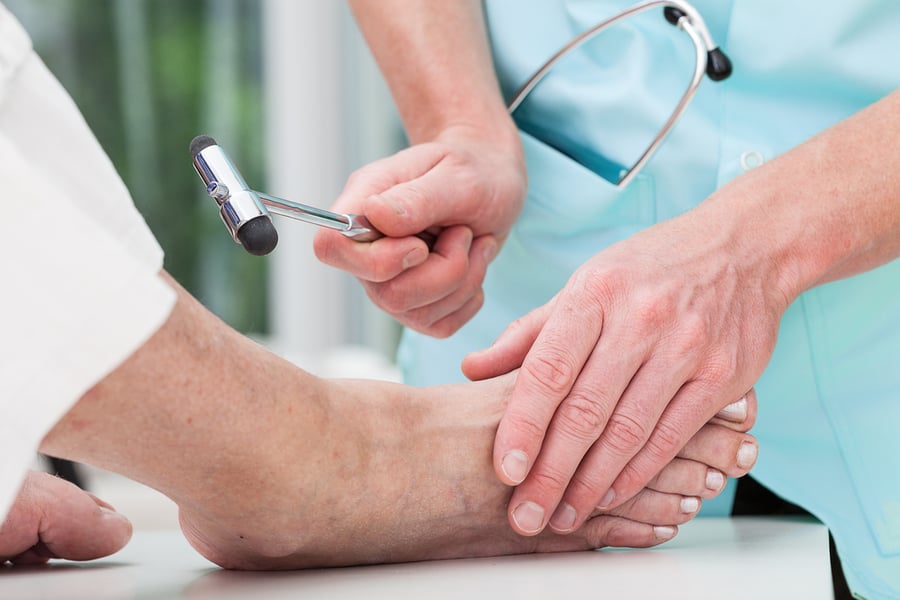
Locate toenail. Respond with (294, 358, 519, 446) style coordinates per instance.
(680, 497, 700, 513)
(737, 441, 758, 469)
(511, 501, 545, 534)
(719, 397, 748, 421)
(705, 469, 725, 491)
(500, 450, 529, 484)
(549, 503, 577, 531)
(597, 489, 615, 509)
(654, 526, 676, 540)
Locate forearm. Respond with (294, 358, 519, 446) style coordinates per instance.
(348, 0, 519, 148)
(38, 272, 331, 507)
(698, 89, 900, 302)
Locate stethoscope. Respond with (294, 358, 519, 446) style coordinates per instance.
(507, 0, 732, 188)
(191, 0, 731, 256)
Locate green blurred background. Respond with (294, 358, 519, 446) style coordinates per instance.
(7, 0, 269, 334)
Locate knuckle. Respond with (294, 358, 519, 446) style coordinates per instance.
(614, 459, 653, 496)
(567, 467, 608, 502)
(431, 294, 484, 339)
(526, 463, 572, 495)
(398, 309, 438, 335)
(644, 420, 684, 462)
(631, 293, 674, 330)
(603, 412, 650, 456)
(705, 360, 739, 385)
(371, 281, 414, 313)
(345, 162, 394, 194)
(521, 351, 578, 398)
(345, 166, 373, 188)
(555, 392, 612, 444)
(672, 313, 710, 354)
(505, 412, 549, 448)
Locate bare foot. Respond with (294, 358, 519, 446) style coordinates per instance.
(40, 276, 756, 570)
(176, 374, 756, 569)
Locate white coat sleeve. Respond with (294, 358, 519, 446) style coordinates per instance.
(0, 5, 176, 520)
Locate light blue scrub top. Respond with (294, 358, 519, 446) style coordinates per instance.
(398, 2, 900, 597)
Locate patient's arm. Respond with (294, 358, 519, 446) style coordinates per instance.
(35, 273, 756, 569)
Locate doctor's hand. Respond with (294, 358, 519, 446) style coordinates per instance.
(313, 128, 526, 337)
(0, 470, 132, 565)
(462, 205, 788, 536)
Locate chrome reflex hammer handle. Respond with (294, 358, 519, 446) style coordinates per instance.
(190, 135, 431, 256)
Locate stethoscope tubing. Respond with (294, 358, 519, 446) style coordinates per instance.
(506, 0, 717, 188)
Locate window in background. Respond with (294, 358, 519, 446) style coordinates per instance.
(7, 0, 269, 335)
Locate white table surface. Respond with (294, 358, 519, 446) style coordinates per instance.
(0, 517, 833, 599)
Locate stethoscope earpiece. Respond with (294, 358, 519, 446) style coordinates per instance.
(705, 48, 733, 81)
(663, 6, 732, 81)
(662, 6, 686, 25)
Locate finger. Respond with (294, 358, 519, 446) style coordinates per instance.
(315, 149, 450, 279)
(645, 457, 726, 499)
(329, 143, 448, 216)
(461, 299, 554, 381)
(364, 153, 489, 237)
(414, 289, 486, 339)
(361, 226, 473, 314)
(493, 286, 608, 492)
(392, 235, 496, 337)
(535, 347, 691, 534)
(642, 390, 758, 498)
(1, 471, 132, 565)
(608, 380, 754, 510)
(313, 228, 429, 282)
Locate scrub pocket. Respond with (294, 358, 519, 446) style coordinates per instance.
(495, 131, 658, 295)
(484, 130, 659, 322)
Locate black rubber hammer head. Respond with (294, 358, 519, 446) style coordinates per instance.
(190, 135, 278, 256)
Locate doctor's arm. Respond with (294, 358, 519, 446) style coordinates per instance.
(313, 0, 525, 337)
(463, 89, 900, 536)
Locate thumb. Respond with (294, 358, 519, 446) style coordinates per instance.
(462, 300, 555, 381)
(363, 162, 482, 237)
(1, 471, 132, 565)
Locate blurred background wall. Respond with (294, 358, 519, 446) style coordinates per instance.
(6, 0, 407, 374)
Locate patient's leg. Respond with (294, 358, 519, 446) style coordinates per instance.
(41, 274, 756, 569)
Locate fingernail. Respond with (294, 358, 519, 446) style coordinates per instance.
(705, 469, 725, 491)
(719, 397, 747, 421)
(597, 489, 616, 509)
(402, 247, 427, 270)
(373, 194, 405, 216)
(511, 501, 545, 534)
(737, 441, 758, 469)
(500, 450, 529, 484)
(654, 526, 676, 540)
(680, 497, 700, 513)
(549, 502, 577, 532)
